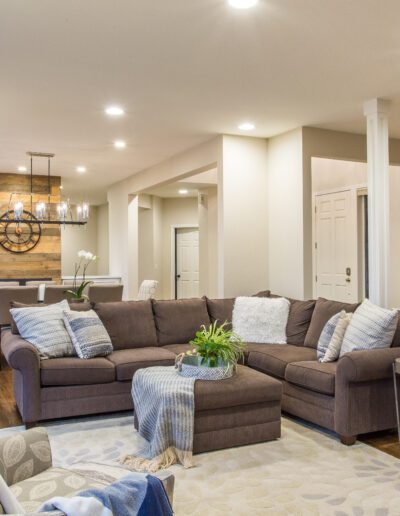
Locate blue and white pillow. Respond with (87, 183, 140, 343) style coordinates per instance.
(317, 311, 343, 361)
(10, 300, 74, 359)
(63, 310, 113, 359)
(340, 299, 398, 357)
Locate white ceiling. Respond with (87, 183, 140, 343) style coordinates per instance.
(1, 0, 400, 204)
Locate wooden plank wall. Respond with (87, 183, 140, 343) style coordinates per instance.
(0, 173, 61, 282)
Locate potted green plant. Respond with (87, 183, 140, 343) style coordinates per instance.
(176, 321, 246, 380)
(65, 249, 97, 302)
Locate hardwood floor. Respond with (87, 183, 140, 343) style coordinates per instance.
(1, 354, 400, 458)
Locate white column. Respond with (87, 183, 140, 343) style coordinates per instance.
(363, 98, 391, 307)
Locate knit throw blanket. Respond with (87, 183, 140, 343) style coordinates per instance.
(120, 366, 196, 472)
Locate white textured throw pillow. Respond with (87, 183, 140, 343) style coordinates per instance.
(10, 300, 74, 359)
(340, 299, 398, 357)
(320, 312, 352, 363)
(232, 296, 290, 343)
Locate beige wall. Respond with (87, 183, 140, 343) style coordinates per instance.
(96, 203, 109, 275)
(198, 186, 218, 298)
(267, 128, 304, 299)
(61, 206, 98, 276)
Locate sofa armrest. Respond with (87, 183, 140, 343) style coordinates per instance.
(1, 328, 40, 371)
(337, 347, 400, 383)
(1, 329, 41, 423)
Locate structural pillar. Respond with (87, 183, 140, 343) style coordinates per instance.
(363, 98, 391, 307)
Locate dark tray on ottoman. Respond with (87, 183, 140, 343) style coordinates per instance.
(193, 364, 282, 453)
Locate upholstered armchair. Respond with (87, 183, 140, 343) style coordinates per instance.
(0, 428, 174, 515)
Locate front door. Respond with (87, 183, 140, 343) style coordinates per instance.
(175, 227, 199, 299)
(315, 190, 358, 302)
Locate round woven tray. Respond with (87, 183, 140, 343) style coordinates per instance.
(176, 355, 234, 380)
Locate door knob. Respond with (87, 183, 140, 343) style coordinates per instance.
(176, 274, 181, 279)
(345, 277, 351, 283)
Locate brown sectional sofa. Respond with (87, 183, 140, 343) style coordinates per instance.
(2, 294, 400, 446)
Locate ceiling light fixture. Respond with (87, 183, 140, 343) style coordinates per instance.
(105, 105, 125, 116)
(238, 122, 255, 131)
(114, 140, 126, 149)
(17, 166, 27, 172)
(76, 166, 87, 173)
(228, 0, 258, 9)
(179, 189, 189, 195)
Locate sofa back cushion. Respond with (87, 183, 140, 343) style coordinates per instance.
(286, 299, 316, 347)
(205, 297, 235, 330)
(304, 297, 359, 349)
(94, 300, 158, 349)
(152, 298, 211, 345)
(390, 313, 400, 347)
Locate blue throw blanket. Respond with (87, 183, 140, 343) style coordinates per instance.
(39, 472, 172, 516)
(120, 366, 195, 472)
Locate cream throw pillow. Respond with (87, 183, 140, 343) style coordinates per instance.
(320, 311, 352, 363)
(232, 296, 290, 343)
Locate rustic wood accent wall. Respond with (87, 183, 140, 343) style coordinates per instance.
(0, 173, 61, 282)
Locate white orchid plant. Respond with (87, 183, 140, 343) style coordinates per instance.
(66, 250, 98, 301)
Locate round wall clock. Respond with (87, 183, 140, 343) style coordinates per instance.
(0, 210, 42, 253)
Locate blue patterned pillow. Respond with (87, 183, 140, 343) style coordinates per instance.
(317, 311, 343, 361)
(340, 299, 398, 357)
(10, 300, 74, 358)
(63, 309, 113, 359)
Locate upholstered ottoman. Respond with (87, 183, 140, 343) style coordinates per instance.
(134, 365, 282, 454)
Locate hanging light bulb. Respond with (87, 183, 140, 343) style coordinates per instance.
(13, 201, 24, 220)
(57, 202, 68, 220)
(76, 204, 82, 222)
(82, 202, 89, 221)
(36, 201, 46, 220)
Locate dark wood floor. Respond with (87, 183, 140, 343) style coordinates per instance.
(1, 354, 400, 458)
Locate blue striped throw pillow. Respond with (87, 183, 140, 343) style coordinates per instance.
(340, 299, 398, 357)
(10, 300, 74, 359)
(63, 310, 113, 359)
(317, 311, 342, 361)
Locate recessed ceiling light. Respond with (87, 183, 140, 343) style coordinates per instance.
(228, 0, 258, 9)
(76, 166, 87, 173)
(105, 105, 125, 116)
(114, 140, 126, 149)
(238, 122, 255, 131)
(179, 189, 189, 195)
(17, 166, 27, 172)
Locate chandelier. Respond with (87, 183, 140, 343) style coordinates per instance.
(7, 152, 89, 226)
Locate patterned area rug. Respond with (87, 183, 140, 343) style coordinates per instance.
(1, 414, 400, 515)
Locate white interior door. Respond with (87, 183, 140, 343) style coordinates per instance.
(315, 190, 358, 302)
(176, 227, 199, 299)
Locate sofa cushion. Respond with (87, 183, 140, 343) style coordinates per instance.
(252, 290, 271, 297)
(106, 348, 176, 381)
(247, 344, 317, 379)
(94, 301, 158, 350)
(40, 357, 115, 386)
(163, 343, 195, 355)
(285, 360, 337, 395)
(152, 298, 211, 345)
(11, 467, 105, 514)
(205, 297, 235, 330)
(286, 299, 316, 347)
(304, 298, 359, 349)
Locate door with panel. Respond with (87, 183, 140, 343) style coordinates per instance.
(176, 227, 199, 299)
(315, 190, 358, 302)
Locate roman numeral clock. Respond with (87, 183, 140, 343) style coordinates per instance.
(0, 210, 41, 253)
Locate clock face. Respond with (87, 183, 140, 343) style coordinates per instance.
(0, 210, 42, 253)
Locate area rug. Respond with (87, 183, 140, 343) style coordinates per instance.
(1, 415, 400, 515)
